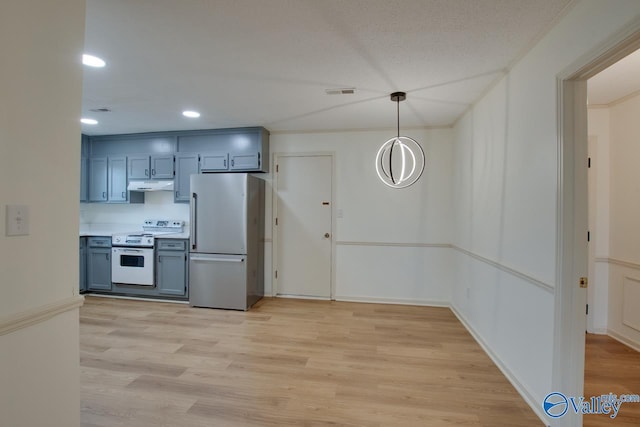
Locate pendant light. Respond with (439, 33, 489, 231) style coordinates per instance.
(375, 92, 425, 188)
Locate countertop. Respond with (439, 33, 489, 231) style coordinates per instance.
(80, 223, 190, 239)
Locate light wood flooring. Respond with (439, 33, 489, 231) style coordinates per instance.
(80, 296, 543, 426)
(584, 333, 640, 427)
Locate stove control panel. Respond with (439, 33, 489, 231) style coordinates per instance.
(112, 234, 154, 247)
(143, 219, 185, 232)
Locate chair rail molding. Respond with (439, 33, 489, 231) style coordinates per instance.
(0, 295, 84, 336)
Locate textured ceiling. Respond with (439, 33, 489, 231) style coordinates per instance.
(81, 0, 574, 135)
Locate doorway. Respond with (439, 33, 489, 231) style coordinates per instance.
(586, 46, 640, 341)
(582, 46, 640, 427)
(556, 28, 640, 427)
(273, 153, 334, 299)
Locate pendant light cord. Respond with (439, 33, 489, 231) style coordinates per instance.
(390, 98, 400, 184)
(396, 98, 400, 138)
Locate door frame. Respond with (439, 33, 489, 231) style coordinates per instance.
(271, 152, 336, 299)
(554, 20, 640, 427)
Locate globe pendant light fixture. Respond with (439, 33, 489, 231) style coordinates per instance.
(375, 92, 425, 188)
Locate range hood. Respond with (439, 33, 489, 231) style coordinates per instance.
(127, 180, 174, 192)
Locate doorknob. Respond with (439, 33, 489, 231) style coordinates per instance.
(324, 233, 330, 238)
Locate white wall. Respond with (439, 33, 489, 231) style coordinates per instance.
(268, 129, 454, 304)
(450, 0, 640, 421)
(80, 191, 190, 226)
(587, 97, 640, 349)
(0, 0, 85, 426)
(607, 93, 640, 349)
(451, 80, 557, 407)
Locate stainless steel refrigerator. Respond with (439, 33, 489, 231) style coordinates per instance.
(189, 173, 265, 310)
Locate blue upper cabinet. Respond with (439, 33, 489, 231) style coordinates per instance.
(177, 127, 269, 173)
(80, 156, 89, 202)
(230, 152, 260, 170)
(84, 127, 269, 203)
(174, 153, 199, 203)
(80, 135, 89, 202)
(151, 154, 175, 178)
(128, 155, 150, 179)
(129, 154, 175, 179)
(89, 128, 268, 174)
(108, 156, 128, 202)
(89, 157, 108, 202)
(200, 152, 228, 171)
(89, 156, 143, 204)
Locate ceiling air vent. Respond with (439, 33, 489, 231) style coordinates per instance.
(325, 88, 356, 95)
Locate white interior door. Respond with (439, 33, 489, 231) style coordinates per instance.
(275, 155, 332, 298)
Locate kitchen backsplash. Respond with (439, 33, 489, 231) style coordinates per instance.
(80, 192, 189, 225)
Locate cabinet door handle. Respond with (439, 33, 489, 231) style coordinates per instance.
(145, 168, 149, 177)
(175, 191, 179, 198)
(102, 191, 106, 199)
(224, 159, 227, 167)
(152, 168, 156, 176)
(105, 253, 109, 260)
(231, 159, 234, 167)
(122, 191, 126, 199)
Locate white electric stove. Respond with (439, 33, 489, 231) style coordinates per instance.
(111, 219, 184, 286)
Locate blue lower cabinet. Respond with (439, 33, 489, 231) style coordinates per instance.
(79, 238, 87, 292)
(87, 248, 112, 291)
(156, 239, 188, 297)
(87, 237, 112, 291)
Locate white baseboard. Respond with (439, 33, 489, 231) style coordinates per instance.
(450, 304, 550, 426)
(607, 329, 640, 352)
(0, 295, 85, 336)
(87, 294, 189, 304)
(335, 295, 449, 307)
(275, 294, 331, 301)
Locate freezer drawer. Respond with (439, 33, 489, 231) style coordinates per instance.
(189, 253, 248, 310)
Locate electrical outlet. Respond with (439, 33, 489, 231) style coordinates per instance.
(6, 205, 30, 236)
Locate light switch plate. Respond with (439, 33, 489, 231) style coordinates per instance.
(6, 205, 30, 236)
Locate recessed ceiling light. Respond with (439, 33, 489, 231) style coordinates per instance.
(82, 54, 105, 68)
(183, 110, 201, 118)
(81, 118, 98, 125)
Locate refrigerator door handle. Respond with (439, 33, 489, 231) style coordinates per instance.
(190, 256, 245, 263)
(191, 192, 197, 250)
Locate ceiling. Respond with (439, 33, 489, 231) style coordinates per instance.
(81, 0, 575, 136)
(588, 48, 640, 106)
